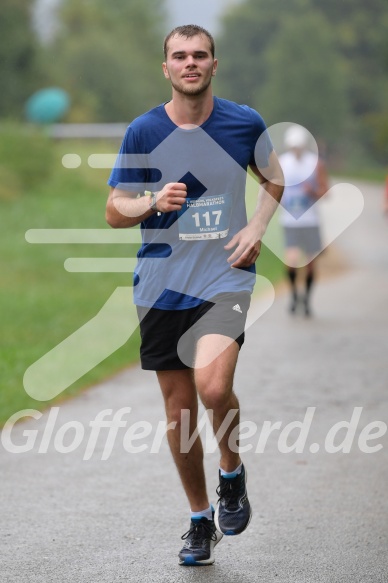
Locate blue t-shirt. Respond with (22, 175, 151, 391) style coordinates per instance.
(108, 96, 272, 310)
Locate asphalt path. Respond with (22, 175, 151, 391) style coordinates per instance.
(1, 179, 387, 582)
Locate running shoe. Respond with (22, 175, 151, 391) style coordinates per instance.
(178, 514, 223, 566)
(215, 464, 252, 535)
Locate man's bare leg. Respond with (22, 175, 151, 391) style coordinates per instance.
(194, 334, 252, 535)
(156, 369, 209, 511)
(193, 335, 242, 472)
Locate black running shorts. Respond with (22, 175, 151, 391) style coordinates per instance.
(136, 292, 251, 371)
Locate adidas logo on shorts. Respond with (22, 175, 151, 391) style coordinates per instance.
(232, 304, 243, 313)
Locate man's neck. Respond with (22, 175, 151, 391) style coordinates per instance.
(165, 91, 214, 127)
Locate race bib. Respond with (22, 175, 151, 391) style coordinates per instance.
(178, 194, 232, 241)
(283, 186, 314, 219)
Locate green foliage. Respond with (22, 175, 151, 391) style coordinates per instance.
(216, 0, 388, 165)
(46, 0, 169, 122)
(309, 0, 388, 115)
(308, 0, 388, 163)
(216, 0, 320, 105)
(0, 0, 43, 117)
(259, 10, 348, 143)
(0, 123, 54, 199)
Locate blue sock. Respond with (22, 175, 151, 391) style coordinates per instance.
(190, 504, 214, 522)
(220, 462, 242, 479)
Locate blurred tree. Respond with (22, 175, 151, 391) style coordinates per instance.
(216, 0, 297, 106)
(47, 0, 169, 122)
(310, 0, 388, 116)
(0, 0, 43, 118)
(258, 10, 348, 144)
(309, 0, 388, 164)
(216, 0, 388, 163)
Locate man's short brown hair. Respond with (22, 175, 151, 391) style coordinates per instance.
(163, 24, 215, 59)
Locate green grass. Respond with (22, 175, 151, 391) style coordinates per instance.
(0, 138, 284, 426)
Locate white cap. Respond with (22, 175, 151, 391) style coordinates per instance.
(284, 125, 310, 149)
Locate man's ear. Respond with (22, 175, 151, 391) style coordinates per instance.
(212, 58, 218, 76)
(162, 62, 170, 79)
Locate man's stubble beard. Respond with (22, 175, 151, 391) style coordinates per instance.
(170, 76, 212, 97)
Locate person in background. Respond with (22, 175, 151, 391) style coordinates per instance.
(278, 125, 329, 316)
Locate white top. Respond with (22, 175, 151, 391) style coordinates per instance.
(279, 150, 320, 227)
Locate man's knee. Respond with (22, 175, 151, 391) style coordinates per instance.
(198, 381, 235, 412)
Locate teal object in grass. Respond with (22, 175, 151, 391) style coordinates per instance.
(25, 88, 70, 123)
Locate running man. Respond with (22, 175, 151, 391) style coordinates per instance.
(106, 24, 283, 566)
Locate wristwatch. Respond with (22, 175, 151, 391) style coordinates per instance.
(149, 192, 158, 212)
(144, 190, 160, 214)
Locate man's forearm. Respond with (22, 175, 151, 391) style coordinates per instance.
(250, 179, 284, 239)
(106, 189, 155, 228)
